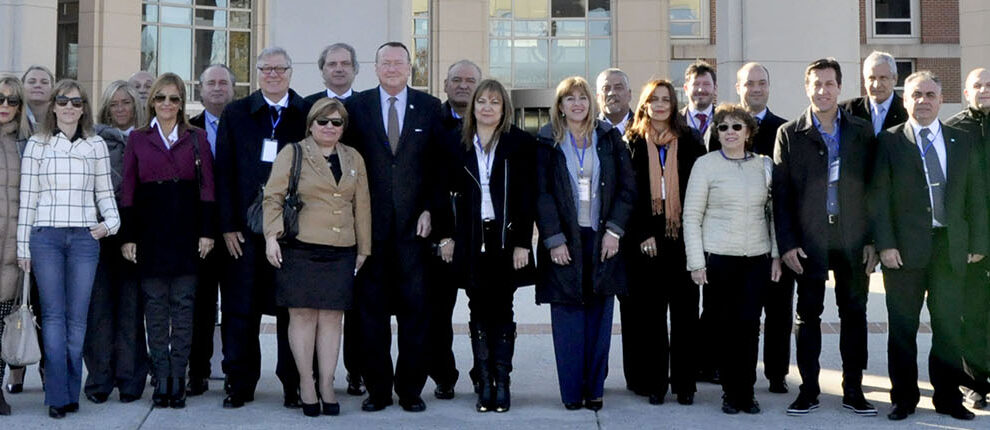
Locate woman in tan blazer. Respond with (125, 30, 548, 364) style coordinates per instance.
(263, 98, 371, 417)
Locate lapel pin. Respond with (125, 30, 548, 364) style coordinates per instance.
(410, 104, 415, 110)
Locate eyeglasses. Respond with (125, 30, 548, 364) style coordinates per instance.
(153, 94, 183, 104)
(0, 95, 21, 107)
(716, 123, 745, 132)
(54, 96, 85, 108)
(315, 118, 344, 127)
(258, 65, 291, 76)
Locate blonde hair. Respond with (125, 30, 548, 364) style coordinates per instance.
(144, 73, 189, 128)
(97, 80, 145, 129)
(549, 76, 596, 142)
(0, 76, 32, 140)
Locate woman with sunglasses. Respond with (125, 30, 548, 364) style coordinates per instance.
(17, 79, 120, 418)
(620, 79, 706, 406)
(264, 97, 370, 417)
(0, 76, 31, 416)
(682, 104, 782, 415)
(118, 73, 214, 409)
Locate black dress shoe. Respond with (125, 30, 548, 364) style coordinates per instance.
(170, 377, 187, 409)
(6, 384, 23, 394)
(399, 396, 427, 412)
(119, 393, 140, 403)
(736, 397, 760, 414)
(768, 379, 788, 394)
(648, 393, 664, 405)
(677, 393, 694, 405)
(361, 397, 393, 412)
(283, 392, 302, 409)
(564, 402, 583, 410)
(842, 393, 878, 416)
(302, 402, 321, 417)
(935, 404, 976, 420)
(434, 383, 455, 400)
(721, 398, 739, 414)
(584, 399, 603, 411)
(64, 402, 79, 413)
(887, 403, 915, 421)
(223, 394, 247, 409)
(86, 392, 109, 404)
(48, 406, 66, 419)
(186, 378, 209, 396)
(322, 401, 340, 416)
(346, 374, 365, 396)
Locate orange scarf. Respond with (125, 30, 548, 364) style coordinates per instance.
(645, 129, 681, 238)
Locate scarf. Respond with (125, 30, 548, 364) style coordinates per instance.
(645, 128, 681, 238)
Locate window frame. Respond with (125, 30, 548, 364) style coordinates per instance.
(869, 0, 919, 40)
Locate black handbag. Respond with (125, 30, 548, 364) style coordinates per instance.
(246, 142, 304, 238)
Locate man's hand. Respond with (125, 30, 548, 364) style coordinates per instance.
(863, 244, 879, 274)
(121, 243, 137, 263)
(782, 247, 807, 274)
(416, 211, 432, 238)
(640, 237, 657, 258)
(968, 254, 985, 264)
(224, 231, 245, 259)
(880, 248, 903, 269)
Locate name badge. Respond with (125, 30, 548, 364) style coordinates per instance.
(578, 177, 592, 202)
(661, 177, 667, 200)
(829, 158, 840, 183)
(261, 139, 278, 163)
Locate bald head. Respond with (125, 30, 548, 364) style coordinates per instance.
(964, 68, 990, 113)
(128, 71, 155, 105)
(735, 62, 770, 114)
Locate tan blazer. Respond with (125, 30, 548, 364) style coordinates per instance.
(263, 137, 371, 256)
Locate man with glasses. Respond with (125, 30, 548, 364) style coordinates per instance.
(343, 41, 444, 413)
(213, 47, 313, 409)
(840, 51, 907, 135)
(774, 58, 879, 417)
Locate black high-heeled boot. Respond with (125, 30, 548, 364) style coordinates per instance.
(170, 377, 186, 408)
(152, 378, 170, 408)
(492, 322, 515, 413)
(469, 322, 493, 412)
(0, 389, 11, 415)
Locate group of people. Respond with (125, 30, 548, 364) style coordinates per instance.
(0, 40, 987, 425)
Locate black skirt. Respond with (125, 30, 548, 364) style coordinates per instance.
(274, 240, 356, 310)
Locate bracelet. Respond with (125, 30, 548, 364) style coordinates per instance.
(438, 239, 451, 247)
(605, 229, 621, 239)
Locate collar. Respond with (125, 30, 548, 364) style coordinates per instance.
(379, 86, 408, 106)
(203, 110, 220, 125)
(871, 94, 894, 114)
(811, 108, 841, 129)
(327, 88, 353, 99)
(688, 104, 713, 118)
(263, 93, 289, 108)
(968, 106, 989, 120)
(57, 126, 85, 142)
(601, 110, 631, 126)
(150, 117, 180, 145)
(909, 118, 942, 139)
(754, 108, 768, 122)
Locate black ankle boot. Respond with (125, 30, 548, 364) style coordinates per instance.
(0, 389, 11, 415)
(152, 378, 170, 408)
(469, 321, 493, 412)
(492, 322, 516, 413)
(170, 377, 186, 408)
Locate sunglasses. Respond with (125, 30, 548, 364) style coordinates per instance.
(716, 123, 745, 132)
(54, 96, 85, 108)
(315, 117, 344, 127)
(153, 94, 183, 104)
(0, 95, 21, 107)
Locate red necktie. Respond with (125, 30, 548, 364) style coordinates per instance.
(695, 113, 709, 133)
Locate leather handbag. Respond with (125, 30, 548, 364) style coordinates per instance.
(245, 142, 304, 239)
(1, 274, 42, 366)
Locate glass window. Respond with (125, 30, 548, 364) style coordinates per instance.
(490, 39, 512, 84)
(670, 0, 703, 38)
(161, 6, 192, 25)
(515, 0, 549, 19)
(513, 39, 549, 88)
(491, 0, 512, 18)
(550, 39, 585, 84)
(670, 60, 693, 105)
(551, 0, 586, 18)
(56, 0, 79, 80)
(552, 20, 585, 37)
(894, 59, 914, 93)
(874, 0, 912, 36)
(410, 0, 431, 90)
(587, 0, 609, 18)
(195, 8, 226, 27)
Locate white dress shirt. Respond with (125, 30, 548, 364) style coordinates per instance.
(327, 88, 353, 100)
(150, 117, 179, 149)
(687, 105, 714, 132)
(379, 86, 407, 135)
(473, 134, 498, 220)
(601, 111, 631, 136)
(910, 119, 947, 227)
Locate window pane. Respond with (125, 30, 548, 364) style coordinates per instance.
(875, 20, 911, 35)
(588, 0, 609, 18)
(195, 8, 226, 27)
(159, 26, 192, 80)
(512, 39, 548, 88)
(196, 0, 229, 6)
(490, 0, 511, 18)
(589, 20, 610, 36)
(234, 85, 250, 99)
(875, 0, 910, 19)
(412, 37, 430, 87)
(228, 31, 251, 83)
(589, 38, 610, 80)
(490, 39, 511, 84)
(195, 29, 226, 80)
(670, 60, 692, 105)
(161, 6, 191, 25)
(552, 20, 585, 37)
(550, 39, 585, 84)
(671, 21, 701, 37)
(230, 11, 250, 28)
(412, 0, 428, 16)
(230, 0, 251, 8)
(514, 20, 548, 37)
(514, 0, 548, 19)
(895, 60, 913, 87)
(551, 0, 586, 18)
(490, 20, 510, 37)
(141, 24, 158, 75)
(143, 4, 158, 22)
(414, 18, 428, 36)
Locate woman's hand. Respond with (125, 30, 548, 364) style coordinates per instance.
(198, 237, 215, 259)
(640, 237, 657, 258)
(601, 232, 619, 262)
(355, 254, 367, 274)
(550, 245, 571, 265)
(691, 268, 707, 286)
(121, 243, 137, 263)
(439, 238, 454, 263)
(90, 223, 109, 240)
(265, 236, 282, 269)
(17, 258, 30, 273)
(512, 247, 529, 270)
(771, 258, 782, 282)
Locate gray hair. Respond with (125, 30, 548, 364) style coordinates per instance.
(904, 70, 941, 90)
(863, 51, 897, 78)
(317, 43, 359, 73)
(595, 68, 629, 94)
(199, 64, 236, 85)
(446, 60, 482, 80)
(257, 47, 292, 67)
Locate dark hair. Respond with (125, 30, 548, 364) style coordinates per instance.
(712, 104, 759, 150)
(461, 79, 513, 151)
(317, 43, 359, 73)
(306, 97, 349, 137)
(685, 60, 717, 85)
(41, 79, 94, 139)
(626, 79, 690, 141)
(375, 41, 410, 64)
(805, 58, 843, 86)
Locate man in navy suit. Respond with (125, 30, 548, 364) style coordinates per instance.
(839, 51, 908, 136)
(343, 41, 444, 413)
(304, 42, 359, 105)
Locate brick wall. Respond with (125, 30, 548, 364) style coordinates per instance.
(859, 0, 866, 43)
(710, 0, 717, 44)
(915, 57, 961, 102)
(920, 0, 959, 43)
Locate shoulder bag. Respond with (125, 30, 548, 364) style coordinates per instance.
(1, 274, 42, 366)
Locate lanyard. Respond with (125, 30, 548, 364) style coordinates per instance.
(919, 127, 942, 158)
(475, 134, 495, 181)
(270, 106, 282, 139)
(659, 145, 667, 167)
(688, 111, 708, 133)
(569, 132, 589, 176)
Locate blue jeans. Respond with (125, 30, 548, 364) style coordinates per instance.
(30, 227, 100, 407)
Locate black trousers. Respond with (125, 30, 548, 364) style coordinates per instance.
(342, 308, 362, 381)
(884, 229, 969, 408)
(620, 234, 698, 397)
(220, 234, 297, 396)
(357, 238, 428, 401)
(795, 232, 869, 398)
(425, 256, 459, 387)
(707, 253, 769, 400)
(188, 240, 222, 381)
(83, 239, 148, 397)
(466, 221, 517, 326)
(962, 259, 990, 394)
(762, 269, 795, 382)
(143, 275, 196, 379)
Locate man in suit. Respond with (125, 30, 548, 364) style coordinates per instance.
(128, 70, 154, 106)
(945, 67, 990, 410)
(302, 41, 365, 396)
(426, 58, 481, 400)
(186, 64, 236, 396)
(839, 51, 907, 136)
(214, 47, 313, 409)
(681, 61, 717, 151)
(343, 41, 444, 413)
(873, 71, 987, 421)
(775, 58, 879, 417)
(304, 42, 359, 105)
(596, 68, 633, 136)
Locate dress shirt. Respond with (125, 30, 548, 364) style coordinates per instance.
(379, 86, 407, 135)
(687, 105, 714, 133)
(561, 132, 601, 229)
(203, 110, 220, 155)
(473, 134, 497, 220)
(601, 111, 631, 136)
(812, 110, 842, 216)
(263, 93, 289, 109)
(870, 95, 894, 135)
(326, 88, 353, 100)
(909, 119, 947, 227)
(150, 117, 179, 149)
(754, 108, 768, 124)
